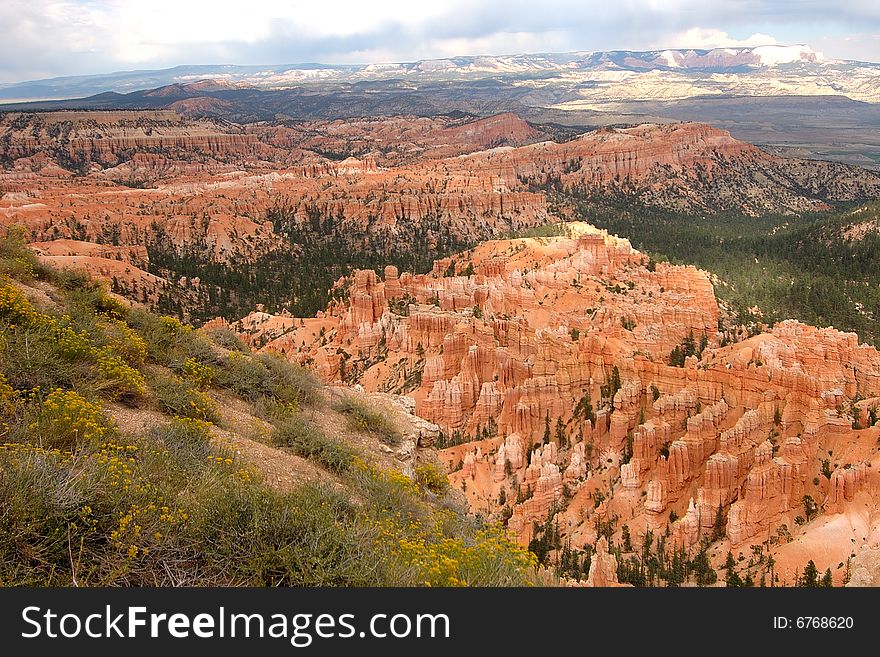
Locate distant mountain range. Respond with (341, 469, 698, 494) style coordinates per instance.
(1, 45, 876, 103)
(2, 45, 879, 170)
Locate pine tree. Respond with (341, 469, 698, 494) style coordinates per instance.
(543, 412, 551, 444)
(555, 417, 566, 447)
(610, 366, 621, 399)
(711, 504, 725, 541)
(683, 330, 696, 358)
(822, 568, 833, 587)
(725, 551, 743, 587)
(574, 392, 595, 424)
(800, 560, 820, 587)
(692, 541, 717, 586)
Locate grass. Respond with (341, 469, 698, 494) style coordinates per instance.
(126, 309, 221, 367)
(216, 350, 318, 407)
(149, 417, 222, 471)
(333, 394, 401, 445)
(271, 414, 356, 473)
(203, 326, 249, 352)
(149, 372, 220, 423)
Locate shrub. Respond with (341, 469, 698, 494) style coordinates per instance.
(186, 480, 383, 586)
(28, 388, 113, 450)
(179, 357, 215, 390)
(98, 318, 148, 366)
(149, 373, 219, 423)
(413, 462, 450, 495)
(54, 272, 127, 320)
(272, 414, 355, 473)
(55, 324, 93, 360)
(334, 394, 401, 445)
(127, 309, 219, 366)
(254, 351, 318, 405)
(217, 351, 317, 406)
(0, 373, 19, 437)
(0, 225, 38, 281)
(149, 417, 218, 470)
(0, 282, 39, 325)
(349, 459, 433, 528)
(204, 326, 248, 352)
(216, 351, 272, 400)
(253, 396, 299, 423)
(394, 523, 536, 587)
(93, 348, 147, 402)
(0, 319, 81, 391)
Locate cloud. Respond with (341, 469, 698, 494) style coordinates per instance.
(814, 33, 880, 62)
(0, 1, 878, 83)
(662, 28, 782, 50)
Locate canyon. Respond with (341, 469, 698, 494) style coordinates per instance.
(3, 110, 880, 323)
(227, 223, 880, 585)
(3, 107, 880, 585)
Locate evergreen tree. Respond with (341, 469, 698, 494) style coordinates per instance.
(691, 541, 717, 586)
(822, 568, 833, 587)
(621, 525, 632, 552)
(683, 330, 696, 358)
(610, 366, 621, 400)
(800, 560, 820, 587)
(802, 495, 818, 521)
(543, 412, 551, 444)
(555, 417, 566, 447)
(574, 392, 595, 425)
(725, 551, 743, 587)
(711, 504, 725, 541)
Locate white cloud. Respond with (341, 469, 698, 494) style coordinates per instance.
(0, 1, 879, 82)
(662, 28, 782, 50)
(814, 33, 880, 62)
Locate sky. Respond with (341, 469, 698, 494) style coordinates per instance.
(1, 0, 879, 83)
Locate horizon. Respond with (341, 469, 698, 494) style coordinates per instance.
(1, 42, 874, 91)
(1, 1, 879, 85)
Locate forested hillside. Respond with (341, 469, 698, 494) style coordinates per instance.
(548, 190, 880, 346)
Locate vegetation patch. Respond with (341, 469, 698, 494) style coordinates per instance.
(271, 414, 356, 474)
(333, 394, 401, 445)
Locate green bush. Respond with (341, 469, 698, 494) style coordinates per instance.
(127, 310, 219, 366)
(217, 351, 317, 406)
(149, 373, 219, 423)
(254, 351, 318, 405)
(253, 396, 299, 423)
(0, 320, 84, 391)
(26, 388, 114, 451)
(204, 326, 249, 352)
(0, 225, 39, 281)
(333, 394, 401, 445)
(414, 462, 450, 495)
(272, 414, 355, 473)
(92, 348, 146, 402)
